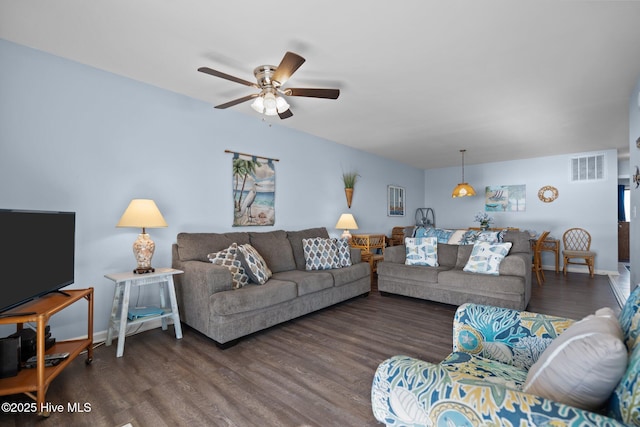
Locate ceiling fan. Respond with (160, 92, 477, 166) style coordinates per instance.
(198, 51, 340, 119)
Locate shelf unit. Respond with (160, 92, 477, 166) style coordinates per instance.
(105, 268, 183, 357)
(0, 288, 93, 416)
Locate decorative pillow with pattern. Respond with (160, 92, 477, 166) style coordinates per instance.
(207, 243, 250, 289)
(426, 227, 454, 244)
(405, 237, 438, 267)
(463, 241, 512, 275)
(303, 237, 341, 270)
(237, 243, 272, 285)
(334, 237, 352, 267)
(476, 230, 506, 243)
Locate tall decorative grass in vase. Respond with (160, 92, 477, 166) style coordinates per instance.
(342, 172, 359, 208)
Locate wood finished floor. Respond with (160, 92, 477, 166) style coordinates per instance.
(1, 271, 618, 427)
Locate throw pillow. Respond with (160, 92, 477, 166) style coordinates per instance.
(207, 243, 250, 289)
(303, 237, 340, 270)
(237, 243, 272, 285)
(404, 237, 438, 267)
(424, 227, 454, 244)
(447, 229, 467, 245)
(463, 241, 512, 275)
(476, 230, 505, 243)
(334, 237, 352, 267)
(524, 308, 627, 411)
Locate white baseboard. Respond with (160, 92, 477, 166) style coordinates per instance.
(73, 317, 174, 344)
(541, 264, 616, 276)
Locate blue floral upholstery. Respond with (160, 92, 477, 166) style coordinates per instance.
(371, 285, 640, 426)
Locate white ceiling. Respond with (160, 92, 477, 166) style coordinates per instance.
(2, 1, 640, 169)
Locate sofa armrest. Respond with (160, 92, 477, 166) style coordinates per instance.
(180, 260, 234, 295)
(350, 247, 362, 264)
(452, 303, 575, 369)
(499, 252, 529, 277)
(372, 355, 623, 427)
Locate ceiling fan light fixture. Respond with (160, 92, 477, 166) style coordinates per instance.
(250, 96, 264, 113)
(263, 92, 278, 115)
(275, 95, 290, 113)
(452, 149, 476, 198)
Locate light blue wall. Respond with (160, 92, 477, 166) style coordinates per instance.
(425, 151, 619, 274)
(0, 39, 424, 339)
(630, 76, 640, 289)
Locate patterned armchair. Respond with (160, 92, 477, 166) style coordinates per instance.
(371, 285, 640, 426)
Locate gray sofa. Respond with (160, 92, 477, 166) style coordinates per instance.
(171, 227, 370, 347)
(377, 230, 532, 310)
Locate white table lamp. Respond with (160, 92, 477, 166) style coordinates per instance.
(116, 199, 168, 274)
(335, 213, 358, 239)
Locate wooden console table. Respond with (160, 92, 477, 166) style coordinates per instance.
(0, 288, 94, 416)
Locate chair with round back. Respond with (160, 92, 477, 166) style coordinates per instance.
(562, 228, 595, 278)
(532, 231, 550, 286)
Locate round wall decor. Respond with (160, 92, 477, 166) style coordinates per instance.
(538, 185, 558, 203)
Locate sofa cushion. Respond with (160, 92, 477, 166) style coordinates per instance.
(524, 308, 627, 411)
(286, 227, 330, 270)
(455, 244, 474, 268)
(207, 243, 250, 289)
(618, 283, 640, 351)
(328, 262, 370, 287)
(378, 261, 445, 284)
(463, 242, 512, 275)
(405, 237, 438, 266)
(303, 237, 340, 270)
(271, 270, 334, 296)
(608, 342, 640, 425)
(210, 279, 298, 315)
(177, 232, 250, 262)
(237, 244, 272, 285)
(249, 230, 297, 273)
(437, 243, 459, 267)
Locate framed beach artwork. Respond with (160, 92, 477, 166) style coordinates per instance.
(231, 153, 276, 226)
(485, 185, 526, 212)
(388, 185, 405, 216)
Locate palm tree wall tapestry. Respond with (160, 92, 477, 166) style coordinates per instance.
(231, 152, 276, 226)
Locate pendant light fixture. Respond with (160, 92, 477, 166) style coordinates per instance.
(452, 149, 476, 198)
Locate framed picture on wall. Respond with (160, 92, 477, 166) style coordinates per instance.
(388, 185, 405, 216)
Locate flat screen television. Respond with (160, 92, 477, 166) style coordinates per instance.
(0, 209, 75, 314)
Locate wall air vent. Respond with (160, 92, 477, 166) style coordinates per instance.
(570, 153, 605, 183)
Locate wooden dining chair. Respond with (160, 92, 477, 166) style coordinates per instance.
(562, 228, 596, 278)
(532, 231, 550, 286)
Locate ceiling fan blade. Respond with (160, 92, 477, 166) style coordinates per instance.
(285, 88, 340, 99)
(278, 109, 293, 119)
(272, 52, 306, 86)
(198, 67, 258, 88)
(214, 93, 259, 109)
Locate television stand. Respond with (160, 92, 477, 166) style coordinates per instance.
(0, 288, 93, 417)
(0, 312, 37, 319)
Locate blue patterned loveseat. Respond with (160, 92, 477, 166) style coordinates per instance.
(371, 285, 640, 426)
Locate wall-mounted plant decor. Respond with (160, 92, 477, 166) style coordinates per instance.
(342, 171, 359, 208)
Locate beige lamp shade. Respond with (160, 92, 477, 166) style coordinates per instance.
(335, 213, 358, 230)
(116, 199, 168, 230)
(116, 199, 167, 274)
(335, 213, 358, 239)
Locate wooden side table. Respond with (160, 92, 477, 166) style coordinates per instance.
(105, 268, 183, 357)
(350, 234, 385, 274)
(529, 237, 560, 273)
